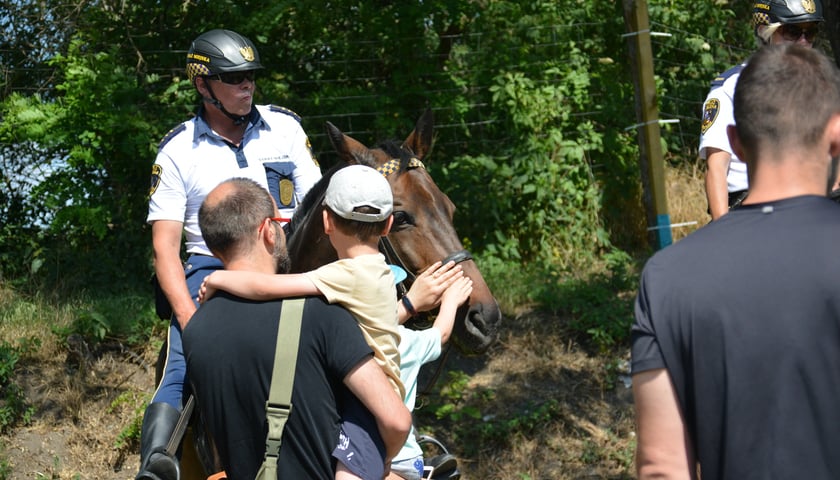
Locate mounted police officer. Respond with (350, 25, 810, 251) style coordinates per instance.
(700, 0, 823, 220)
(138, 29, 321, 480)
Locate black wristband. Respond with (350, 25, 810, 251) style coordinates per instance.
(401, 295, 418, 317)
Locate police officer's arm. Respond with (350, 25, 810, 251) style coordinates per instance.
(152, 220, 197, 329)
(343, 356, 411, 462)
(289, 126, 323, 204)
(632, 368, 696, 480)
(705, 148, 732, 220)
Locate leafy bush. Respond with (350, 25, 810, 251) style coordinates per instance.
(0, 337, 39, 433)
(51, 294, 159, 349)
(550, 250, 639, 352)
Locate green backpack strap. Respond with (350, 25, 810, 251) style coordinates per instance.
(255, 298, 305, 480)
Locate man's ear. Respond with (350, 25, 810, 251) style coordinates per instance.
(195, 77, 210, 98)
(826, 114, 840, 158)
(261, 218, 277, 250)
(727, 124, 745, 160)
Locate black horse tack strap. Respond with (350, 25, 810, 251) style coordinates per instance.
(256, 298, 305, 480)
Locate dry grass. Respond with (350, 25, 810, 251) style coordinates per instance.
(665, 161, 710, 242)
(414, 312, 636, 480)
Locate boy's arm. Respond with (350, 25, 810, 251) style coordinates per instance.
(432, 276, 472, 345)
(397, 261, 464, 323)
(200, 270, 320, 302)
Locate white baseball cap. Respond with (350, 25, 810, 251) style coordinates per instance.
(323, 165, 393, 222)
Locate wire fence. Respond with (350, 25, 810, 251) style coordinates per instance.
(1, 19, 768, 164)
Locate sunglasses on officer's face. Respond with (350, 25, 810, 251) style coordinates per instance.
(779, 24, 820, 43)
(212, 70, 257, 85)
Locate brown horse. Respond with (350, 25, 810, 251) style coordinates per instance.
(286, 109, 501, 354)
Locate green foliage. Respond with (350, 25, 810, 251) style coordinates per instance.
(0, 456, 10, 480)
(432, 370, 484, 423)
(426, 369, 565, 457)
(51, 294, 159, 349)
(549, 250, 639, 352)
(110, 391, 147, 449)
(0, 0, 772, 353)
(0, 338, 39, 433)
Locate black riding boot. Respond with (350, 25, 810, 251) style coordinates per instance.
(135, 402, 181, 480)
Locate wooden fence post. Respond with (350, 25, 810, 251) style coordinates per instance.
(622, 0, 672, 250)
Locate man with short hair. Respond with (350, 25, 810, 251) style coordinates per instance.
(182, 178, 411, 479)
(633, 44, 840, 479)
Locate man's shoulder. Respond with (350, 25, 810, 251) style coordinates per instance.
(157, 119, 195, 152)
(709, 62, 746, 90)
(302, 295, 355, 321)
(257, 104, 303, 125)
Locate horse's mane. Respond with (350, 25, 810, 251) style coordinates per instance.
(285, 163, 337, 239)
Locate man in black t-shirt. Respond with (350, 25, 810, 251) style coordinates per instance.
(632, 45, 840, 479)
(182, 178, 410, 479)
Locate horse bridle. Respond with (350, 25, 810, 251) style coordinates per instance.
(375, 156, 473, 302)
(376, 157, 474, 396)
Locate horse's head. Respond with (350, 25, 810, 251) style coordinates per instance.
(321, 109, 501, 355)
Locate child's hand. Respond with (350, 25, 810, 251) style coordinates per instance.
(440, 275, 472, 309)
(198, 273, 218, 304)
(406, 261, 463, 312)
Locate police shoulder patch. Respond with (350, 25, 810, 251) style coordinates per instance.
(158, 124, 187, 150)
(149, 164, 163, 197)
(268, 105, 301, 123)
(701, 98, 720, 135)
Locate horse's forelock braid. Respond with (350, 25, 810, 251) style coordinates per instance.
(377, 140, 414, 174)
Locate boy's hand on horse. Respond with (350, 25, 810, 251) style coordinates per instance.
(404, 261, 463, 314)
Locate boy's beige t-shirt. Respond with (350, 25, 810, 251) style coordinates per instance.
(304, 253, 405, 399)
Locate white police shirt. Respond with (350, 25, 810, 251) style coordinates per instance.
(147, 105, 322, 256)
(699, 64, 749, 193)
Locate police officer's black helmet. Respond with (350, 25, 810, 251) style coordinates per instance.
(186, 29, 264, 83)
(752, 0, 824, 35)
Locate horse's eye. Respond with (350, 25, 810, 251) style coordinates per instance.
(391, 211, 413, 231)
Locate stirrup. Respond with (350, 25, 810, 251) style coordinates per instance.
(417, 435, 460, 479)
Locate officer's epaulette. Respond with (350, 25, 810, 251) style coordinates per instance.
(268, 105, 301, 123)
(157, 123, 187, 150)
(710, 64, 745, 89)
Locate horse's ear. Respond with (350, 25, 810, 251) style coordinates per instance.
(402, 108, 434, 160)
(325, 121, 369, 165)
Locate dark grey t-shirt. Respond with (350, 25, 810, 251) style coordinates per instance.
(632, 196, 840, 480)
(183, 294, 373, 479)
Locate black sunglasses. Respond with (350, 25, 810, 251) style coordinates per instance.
(779, 24, 820, 43)
(211, 70, 256, 85)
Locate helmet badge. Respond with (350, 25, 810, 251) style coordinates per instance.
(239, 46, 255, 62)
(801, 0, 816, 13)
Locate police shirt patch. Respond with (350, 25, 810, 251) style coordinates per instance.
(279, 178, 294, 207)
(701, 98, 720, 135)
(149, 164, 163, 196)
